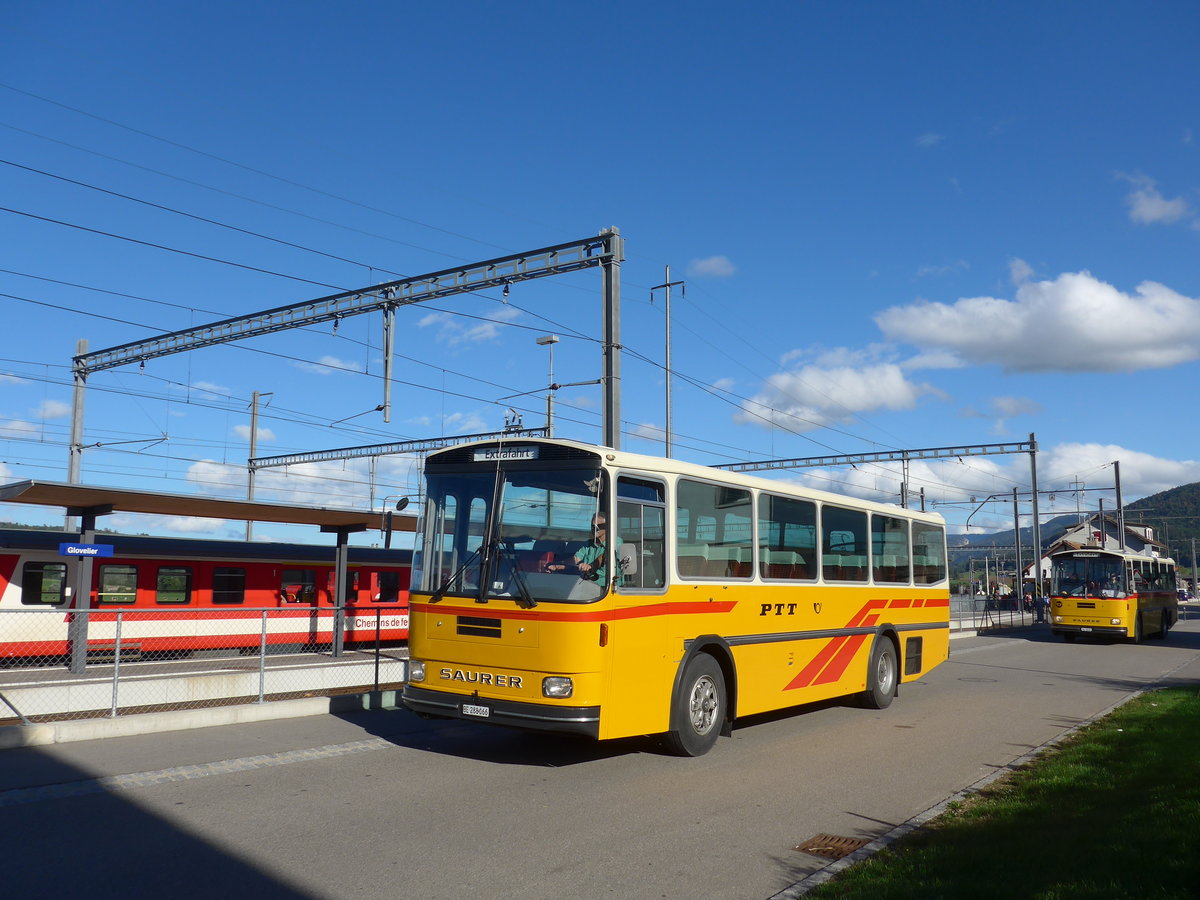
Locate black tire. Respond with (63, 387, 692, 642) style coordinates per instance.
(1133, 612, 1143, 644)
(666, 654, 726, 757)
(1156, 609, 1169, 640)
(861, 636, 898, 710)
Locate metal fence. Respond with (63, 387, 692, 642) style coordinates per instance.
(950, 592, 1042, 632)
(0, 607, 407, 725)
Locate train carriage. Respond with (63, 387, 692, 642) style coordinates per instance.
(0, 528, 412, 661)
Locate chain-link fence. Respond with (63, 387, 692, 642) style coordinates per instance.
(0, 607, 407, 725)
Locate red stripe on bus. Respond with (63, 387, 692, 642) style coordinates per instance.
(410, 600, 739, 622)
(784, 596, 945, 690)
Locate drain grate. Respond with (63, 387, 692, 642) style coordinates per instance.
(793, 833, 871, 860)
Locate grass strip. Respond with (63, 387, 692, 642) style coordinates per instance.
(805, 687, 1200, 899)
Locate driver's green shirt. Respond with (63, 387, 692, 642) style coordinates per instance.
(575, 537, 623, 584)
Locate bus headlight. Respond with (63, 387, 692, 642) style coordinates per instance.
(542, 676, 573, 698)
(408, 660, 426, 682)
(1110, 618, 1122, 626)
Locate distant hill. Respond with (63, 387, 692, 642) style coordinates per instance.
(1123, 482, 1200, 564)
(948, 482, 1200, 574)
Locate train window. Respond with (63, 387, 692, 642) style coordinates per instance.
(212, 567, 246, 604)
(376, 570, 401, 603)
(281, 569, 316, 603)
(21, 562, 68, 605)
(156, 566, 192, 604)
(98, 564, 138, 603)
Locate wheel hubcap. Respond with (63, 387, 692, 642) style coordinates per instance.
(689, 675, 719, 734)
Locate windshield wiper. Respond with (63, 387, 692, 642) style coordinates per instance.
(493, 542, 537, 609)
(429, 546, 482, 604)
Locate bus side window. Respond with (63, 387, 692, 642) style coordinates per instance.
(617, 476, 666, 590)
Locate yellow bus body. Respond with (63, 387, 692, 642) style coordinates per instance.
(409, 571, 949, 741)
(403, 438, 950, 752)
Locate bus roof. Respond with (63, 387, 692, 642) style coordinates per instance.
(427, 437, 946, 524)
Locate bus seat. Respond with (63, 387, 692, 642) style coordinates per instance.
(676, 543, 708, 577)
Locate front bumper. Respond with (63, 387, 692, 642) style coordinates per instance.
(402, 684, 601, 738)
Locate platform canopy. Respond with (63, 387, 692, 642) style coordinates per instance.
(0, 479, 417, 532)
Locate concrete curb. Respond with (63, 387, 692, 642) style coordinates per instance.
(0, 689, 404, 751)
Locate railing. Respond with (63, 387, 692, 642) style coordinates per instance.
(0, 607, 407, 724)
(950, 593, 1041, 632)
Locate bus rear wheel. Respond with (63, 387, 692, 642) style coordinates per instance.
(1156, 610, 1169, 640)
(861, 637, 897, 710)
(666, 654, 725, 757)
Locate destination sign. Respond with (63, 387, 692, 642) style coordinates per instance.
(59, 543, 115, 558)
(473, 446, 539, 462)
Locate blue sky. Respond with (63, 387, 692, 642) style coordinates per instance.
(3, 1, 1199, 544)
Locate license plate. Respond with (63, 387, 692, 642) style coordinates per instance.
(462, 703, 490, 718)
(1081, 627, 1092, 632)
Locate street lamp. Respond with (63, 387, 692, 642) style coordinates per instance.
(536, 334, 559, 437)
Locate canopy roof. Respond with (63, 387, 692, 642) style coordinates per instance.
(0, 480, 417, 532)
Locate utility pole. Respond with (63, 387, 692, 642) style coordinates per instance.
(650, 265, 685, 457)
(246, 391, 273, 541)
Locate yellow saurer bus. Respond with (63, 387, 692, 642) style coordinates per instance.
(1049, 547, 1178, 642)
(402, 438, 950, 755)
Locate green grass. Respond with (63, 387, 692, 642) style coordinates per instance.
(805, 687, 1200, 899)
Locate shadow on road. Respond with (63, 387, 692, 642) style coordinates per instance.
(0, 746, 318, 898)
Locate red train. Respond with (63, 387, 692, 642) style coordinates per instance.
(0, 528, 411, 661)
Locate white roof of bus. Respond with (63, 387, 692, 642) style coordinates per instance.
(434, 437, 946, 525)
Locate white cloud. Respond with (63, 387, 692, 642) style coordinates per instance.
(1040, 442, 1200, 500)
(292, 355, 362, 375)
(443, 411, 489, 434)
(418, 307, 521, 345)
(916, 260, 969, 278)
(34, 399, 70, 419)
(233, 424, 276, 442)
(0, 374, 29, 384)
(737, 350, 943, 432)
(0, 420, 37, 438)
(876, 271, 1200, 373)
(192, 381, 231, 398)
(915, 132, 944, 148)
(107, 512, 229, 535)
(630, 422, 666, 441)
(1009, 258, 1033, 285)
(687, 256, 736, 278)
(1121, 173, 1191, 225)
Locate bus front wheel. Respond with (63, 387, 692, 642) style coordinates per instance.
(861, 637, 898, 710)
(666, 654, 726, 757)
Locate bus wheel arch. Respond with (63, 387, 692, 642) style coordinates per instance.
(666, 638, 734, 756)
(861, 629, 900, 710)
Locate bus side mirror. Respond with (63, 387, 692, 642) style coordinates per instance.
(618, 543, 638, 576)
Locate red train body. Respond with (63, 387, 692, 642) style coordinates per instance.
(0, 528, 412, 660)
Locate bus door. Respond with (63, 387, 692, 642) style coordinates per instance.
(607, 477, 670, 734)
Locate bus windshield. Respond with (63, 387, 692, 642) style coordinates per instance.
(1051, 555, 1127, 598)
(412, 465, 606, 603)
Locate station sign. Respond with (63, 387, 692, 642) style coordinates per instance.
(59, 543, 115, 558)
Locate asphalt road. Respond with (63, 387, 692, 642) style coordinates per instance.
(3, 618, 1199, 899)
